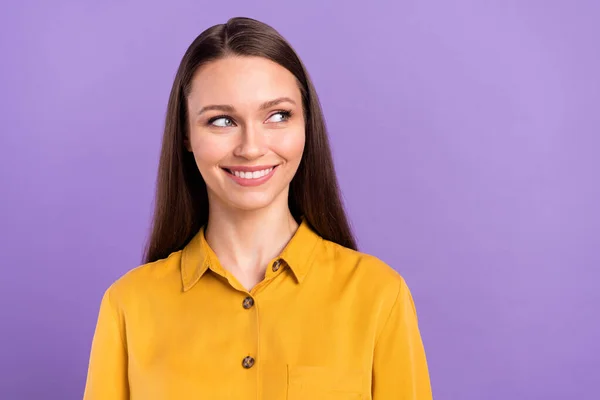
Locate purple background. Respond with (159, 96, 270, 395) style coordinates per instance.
(1, 1, 599, 399)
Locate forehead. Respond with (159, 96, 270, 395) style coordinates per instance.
(188, 56, 301, 107)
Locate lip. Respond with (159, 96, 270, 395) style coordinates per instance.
(221, 165, 279, 187)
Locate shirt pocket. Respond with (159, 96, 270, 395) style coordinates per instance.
(287, 365, 365, 400)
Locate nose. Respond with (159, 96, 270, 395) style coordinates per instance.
(233, 122, 267, 160)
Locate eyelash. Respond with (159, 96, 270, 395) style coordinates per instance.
(207, 109, 293, 127)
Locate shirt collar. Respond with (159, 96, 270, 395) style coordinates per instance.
(181, 217, 321, 292)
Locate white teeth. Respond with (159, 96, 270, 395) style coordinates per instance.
(230, 167, 273, 179)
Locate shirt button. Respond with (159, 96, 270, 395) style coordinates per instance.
(242, 296, 254, 309)
(242, 356, 255, 369)
(272, 259, 282, 272)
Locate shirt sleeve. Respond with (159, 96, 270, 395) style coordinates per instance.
(83, 288, 129, 400)
(372, 278, 432, 399)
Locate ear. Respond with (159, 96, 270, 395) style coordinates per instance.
(184, 136, 192, 152)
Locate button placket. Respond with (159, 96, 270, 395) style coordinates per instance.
(240, 293, 257, 371)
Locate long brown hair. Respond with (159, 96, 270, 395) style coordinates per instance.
(143, 17, 356, 264)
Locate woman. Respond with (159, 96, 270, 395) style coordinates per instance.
(84, 17, 432, 399)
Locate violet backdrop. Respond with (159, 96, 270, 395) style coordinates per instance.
(1, 0, 599, 399)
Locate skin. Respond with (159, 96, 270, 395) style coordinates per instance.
(185, 55, 306, 290)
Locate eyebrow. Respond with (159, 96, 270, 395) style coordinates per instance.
(197, 97, 297, 116)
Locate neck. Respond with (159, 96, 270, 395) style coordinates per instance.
(204, 193, 299, 289)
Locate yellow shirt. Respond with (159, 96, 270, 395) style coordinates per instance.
(84, 220, 432, 399)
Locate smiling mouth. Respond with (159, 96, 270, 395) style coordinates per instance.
(221, 165, 279, 180)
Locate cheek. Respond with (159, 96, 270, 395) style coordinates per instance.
(190, 135, 228, 167)
(271, 128, 305, 161)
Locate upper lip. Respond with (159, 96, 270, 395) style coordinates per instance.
(221, 165, 278, 172)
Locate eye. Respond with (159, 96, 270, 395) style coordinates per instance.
(208, 116, 235, 127)
(266, 110, 292, 123)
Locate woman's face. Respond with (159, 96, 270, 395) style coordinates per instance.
(186, 56, 305, 213)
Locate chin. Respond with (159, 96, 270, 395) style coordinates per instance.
(225, 193, 279, 212)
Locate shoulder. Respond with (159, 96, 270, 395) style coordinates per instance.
(318, 238, 410, 303)
(316, 239, 419, 336)
(104, 250, 184, 306)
